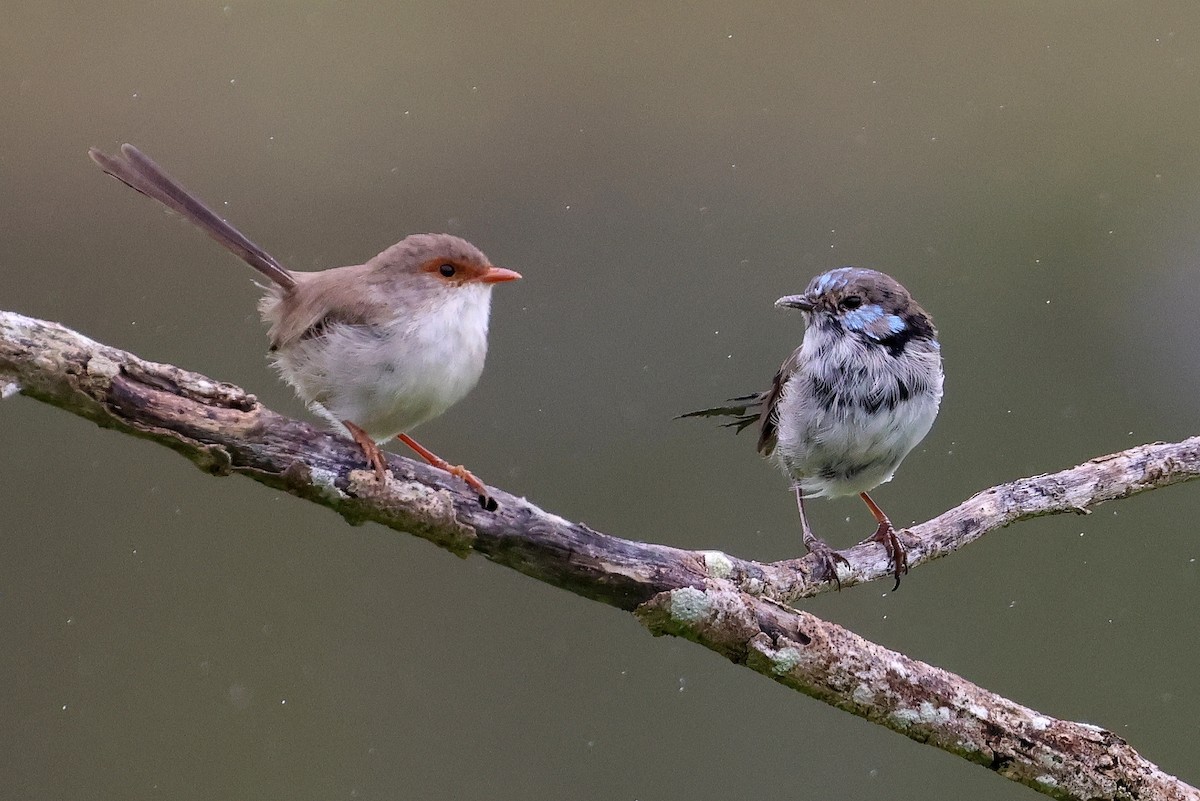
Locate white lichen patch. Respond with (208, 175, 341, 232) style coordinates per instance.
(918, 701, 951, 724)
(767, 646, 804, 675)
(85, 355, 120, 379)
(389, 480, 456, 513)
(1035, 775, 1058, 788)
(891, 702, 951, 729)
(1, 382, 20, 399)
(1029, 715, 1052, 731)
(307, 466, 347, 501)
(667, 587, 712, 623)
(701, 551, 733, 579)
(852, 684, 875, 705)
(188, 378, 220, 394)
(967, 704, 989, 720)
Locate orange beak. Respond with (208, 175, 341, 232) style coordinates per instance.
(477, 266, 523, 284)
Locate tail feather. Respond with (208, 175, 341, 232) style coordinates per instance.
(89, 144, 296, 291)
(676, 392, 764, 434)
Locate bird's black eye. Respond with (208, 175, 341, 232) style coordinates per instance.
(840, 295, 863, 310)
(438, 263, 456, 277)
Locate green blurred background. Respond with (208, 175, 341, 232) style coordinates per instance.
(2, 2, 1198, 799)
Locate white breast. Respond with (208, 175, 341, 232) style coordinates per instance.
(272, 283, 493, 442)
(772, 327, 943, 498)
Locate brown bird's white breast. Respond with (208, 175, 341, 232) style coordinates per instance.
(270, 282, 493, 442)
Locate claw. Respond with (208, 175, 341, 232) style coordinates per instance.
(806, 538, 852, 590)
(397, 433, 499, 511)
(870, 521, 909, 591)
(859, 492, 911, 590)
(795, 487, 851, 589)
(344, 420, 390, 481)
(445, 462, 496, 510)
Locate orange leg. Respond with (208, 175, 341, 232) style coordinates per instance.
(397, 433, 497, 511)
(859, 491, 909, 590)
(343, 421, 390, 481)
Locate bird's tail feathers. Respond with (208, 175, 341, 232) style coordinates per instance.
(89, 144, 297, 290)
(676, 392, 764, 434)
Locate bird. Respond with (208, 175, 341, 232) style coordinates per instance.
(680, 267, 943, 588)
(89, 144, 521, 510)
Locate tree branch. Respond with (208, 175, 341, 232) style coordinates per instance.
(2, 309, 1196, 800)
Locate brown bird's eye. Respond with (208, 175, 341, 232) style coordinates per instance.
(841, 295, 863, 310)
(439, 263, 456, 277)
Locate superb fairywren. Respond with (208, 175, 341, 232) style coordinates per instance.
(682, 267, 943, 588)
(89, 144, 521, 509)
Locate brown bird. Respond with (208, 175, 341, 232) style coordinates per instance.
(89, 144, 520, 509)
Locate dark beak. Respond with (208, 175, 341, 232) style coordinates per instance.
(775, 294, 814, 311)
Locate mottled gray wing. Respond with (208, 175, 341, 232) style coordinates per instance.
(755, 345, 804, 457)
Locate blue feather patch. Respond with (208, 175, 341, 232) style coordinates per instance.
(812, 268, 855, 295)
(843, 304, 906, 340)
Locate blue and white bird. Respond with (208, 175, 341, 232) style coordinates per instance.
(681, 267, 943, 588)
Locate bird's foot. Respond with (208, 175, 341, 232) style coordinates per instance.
(870, 521, 909, 591)
(344, 421, 390, 481)
(804, 536, 852, 591)
(396, 433, 497, 511)
(445, 463, 498, 512)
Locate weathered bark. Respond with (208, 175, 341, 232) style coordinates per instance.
(2, 309, 1196, 800)
(639, 584, 1194, 800)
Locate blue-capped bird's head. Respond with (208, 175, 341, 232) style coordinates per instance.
(775, 267, 937, 355)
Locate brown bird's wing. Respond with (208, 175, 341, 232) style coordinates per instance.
(263, 266, 392, 351)
(755, 344, 804, 456)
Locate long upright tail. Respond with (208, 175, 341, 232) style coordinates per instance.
(88, 144, 296, 291)
(675, 392, 765, 434)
